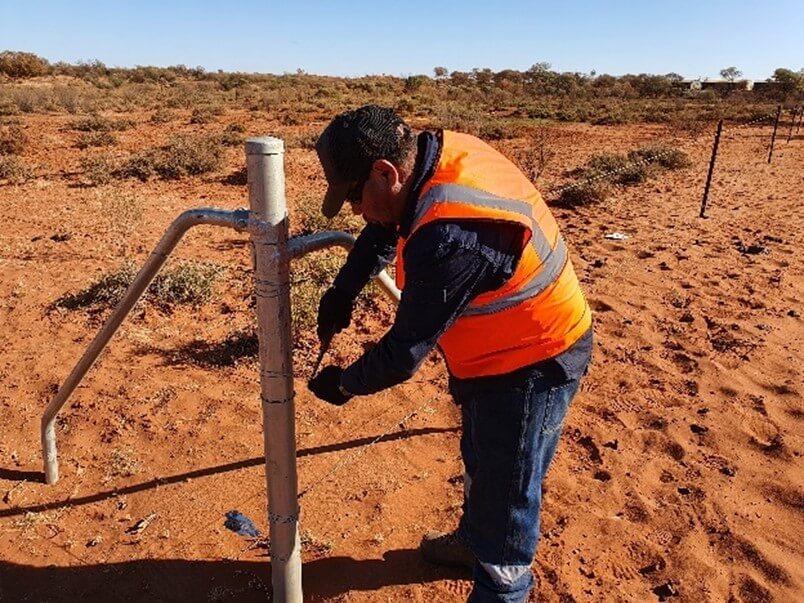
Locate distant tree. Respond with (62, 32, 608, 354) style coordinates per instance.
(529, 62, 552, 73)
(449, 70, 471, 86)
(0, 51, 50, 78)
(433, 66, 448, 79)
(471, 67, 494, 88)
(404, 74, 429, 92)
(771, 67, 804, 94)
(720, 66, 742, 82)
(664, 72, 684, 82)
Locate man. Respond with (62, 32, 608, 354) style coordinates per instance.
(308, 105, 592, 602)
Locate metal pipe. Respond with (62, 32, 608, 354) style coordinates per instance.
(246, 137, 302, 602)
(41, 208, 261, 485)
(288, 231, 401, 303)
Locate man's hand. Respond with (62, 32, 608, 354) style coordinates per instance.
(308, 366, 352, 406)
(317, 287, 355, 342)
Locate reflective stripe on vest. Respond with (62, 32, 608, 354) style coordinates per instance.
(410, 183, 568, 316)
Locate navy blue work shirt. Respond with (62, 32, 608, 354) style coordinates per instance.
(333, 131, 592, 396)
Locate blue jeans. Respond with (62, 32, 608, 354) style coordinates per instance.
(450, 366, 584, 603)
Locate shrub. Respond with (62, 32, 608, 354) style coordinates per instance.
(0, 156, 32, 182)
(0, 124, 27, 155)
(155, 135, 223, 179)
(553, 180, 611, 208)
(190, 107, 219, 124)
(478, 120, 522, 140)
(628, 145, 691, 170)
(54, 261, 224, 312)
(148, 261, 224, 308)
(54, 263, 138, 310)
(0, 51, 50, 78)
(219, 122, 245, 146)
(118, 135, 223, 181)
(70, 114, 131, 132)
(150, 108, 176, 123)
(588, 152, 654, 185)
(75, 130, 116, 149)
(80, 154, 116, 186)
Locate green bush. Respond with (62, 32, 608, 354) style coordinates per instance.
(588, 152, 654, 184)
(628, 145, 691, 170)
(54, 261, 224, 312)
(553, 180, 611, 208)
(54, 263, 138, 310)
(148, 261, 224, 308)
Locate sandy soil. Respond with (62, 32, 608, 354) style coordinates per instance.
(0, 110, 802, 602)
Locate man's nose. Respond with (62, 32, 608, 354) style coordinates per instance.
(349, 202, 363, 216)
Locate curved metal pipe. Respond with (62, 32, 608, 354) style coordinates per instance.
(288, 231, 401, 303)
(41, 207, 262, 485)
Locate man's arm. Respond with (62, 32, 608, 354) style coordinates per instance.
(332, 222, 397, 297)
(340, 221, 524, 395)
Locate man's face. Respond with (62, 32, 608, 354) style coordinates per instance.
(346, 163, 400, 228)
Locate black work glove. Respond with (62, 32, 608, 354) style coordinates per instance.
(308, 366, 353, 406)
(317, 287, 354, 342)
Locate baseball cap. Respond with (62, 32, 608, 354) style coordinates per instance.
(315, 105, 411, 218)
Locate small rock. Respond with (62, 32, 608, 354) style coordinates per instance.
(697, 407, 709, 416)
(652, 581, 677, 600)
(677, 487, 691, 495)
(690, 424, 708, 434)
(50, 233, 72, 243)
(788, 309, 800, 318)
(126, 513, 157, 535)
(603, 440, 619, 450)
(720, 466, 736, 477)
(86, 535, 102, 547)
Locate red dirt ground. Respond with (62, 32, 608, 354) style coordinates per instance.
(1, 110, 802, 602)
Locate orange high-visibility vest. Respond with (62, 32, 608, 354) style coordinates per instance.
(396, 131, 592, 379)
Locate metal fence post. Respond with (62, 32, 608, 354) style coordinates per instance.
(246, 137, 302, 603)
(700, 119, 723, 218)
(768, 104, 782, 163)
(786, 106, 797, 143)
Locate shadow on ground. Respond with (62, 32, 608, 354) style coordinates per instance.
(0, 426, 459, 518)
(0, 550, 467, 602)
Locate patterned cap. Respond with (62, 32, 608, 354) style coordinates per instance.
(316, 105, 410, 218)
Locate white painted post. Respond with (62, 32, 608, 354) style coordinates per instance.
(246, 137, 302, 602)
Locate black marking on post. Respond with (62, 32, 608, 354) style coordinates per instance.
(700, 120, 723, 219)
(768, 105, 782, 163)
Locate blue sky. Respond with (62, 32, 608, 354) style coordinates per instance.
(1, 1, 801, 80)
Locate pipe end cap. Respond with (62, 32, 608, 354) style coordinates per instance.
(246, 137, 284, 155)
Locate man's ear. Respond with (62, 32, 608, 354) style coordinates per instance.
(372, 159, 401, 188)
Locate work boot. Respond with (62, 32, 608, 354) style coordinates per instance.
(419, 529, 474, 570)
